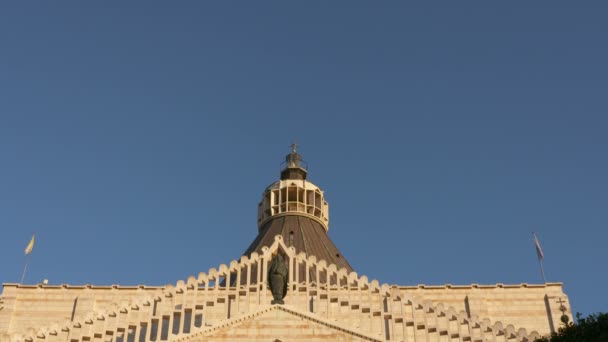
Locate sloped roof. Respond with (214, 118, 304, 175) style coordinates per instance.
(174, 305, 383, 342)
(243, 214, 353, 273)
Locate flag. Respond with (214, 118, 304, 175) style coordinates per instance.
(24, 234, 35, 255)
(533, 232, 544, 260)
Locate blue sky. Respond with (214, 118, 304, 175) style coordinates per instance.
(1, 2, 606, 317)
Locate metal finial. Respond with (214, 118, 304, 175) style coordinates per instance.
(280, 141, 307, 180)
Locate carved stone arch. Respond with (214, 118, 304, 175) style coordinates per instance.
(271, 242, 289, 260)
(267, 235, 294, 260)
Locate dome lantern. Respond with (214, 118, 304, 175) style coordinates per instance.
(257, 145, 329, 232)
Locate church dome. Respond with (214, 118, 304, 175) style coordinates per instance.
(243, 145, 353, 272)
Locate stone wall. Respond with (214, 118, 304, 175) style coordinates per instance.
(0, 236, 571, 342)
(0, 285, 161, 337)
(399, 283, 570, 336)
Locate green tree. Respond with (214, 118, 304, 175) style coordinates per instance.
(534, 313, 608, 342)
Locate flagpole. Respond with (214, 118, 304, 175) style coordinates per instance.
(538, 255, 546, 284)
(20, 253, 31, 284)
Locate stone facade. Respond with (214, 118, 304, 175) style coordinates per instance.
(0, 149, 572, 341)
(0, 236, 571, 342)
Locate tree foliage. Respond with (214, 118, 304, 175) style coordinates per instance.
(534, 312, 608, 342)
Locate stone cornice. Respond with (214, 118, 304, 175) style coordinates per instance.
(2, 283, 163, 290)
(396, 282, 564, 290)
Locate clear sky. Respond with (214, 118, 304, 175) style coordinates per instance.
(1, 2, 606, 318)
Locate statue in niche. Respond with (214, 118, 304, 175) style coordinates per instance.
(268, 253, 288, 304)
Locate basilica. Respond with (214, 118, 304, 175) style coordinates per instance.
(0, 147, 571, 342)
